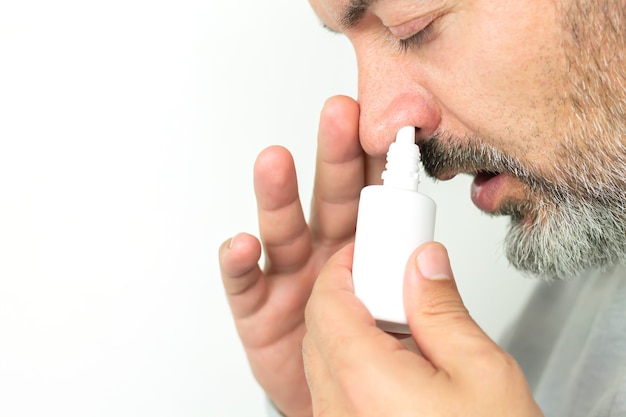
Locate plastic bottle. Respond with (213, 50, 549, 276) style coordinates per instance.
(352, 126, 437, 334)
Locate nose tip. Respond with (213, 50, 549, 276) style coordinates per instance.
(358, 93, 441, 156)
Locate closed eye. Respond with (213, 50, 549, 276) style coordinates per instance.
(397, 20, 437, 52)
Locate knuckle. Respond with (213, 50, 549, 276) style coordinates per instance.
(468, 345, 524, 384)
(419, 293, 469, 322)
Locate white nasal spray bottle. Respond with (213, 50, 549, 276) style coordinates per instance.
(352, 126, 436, 334)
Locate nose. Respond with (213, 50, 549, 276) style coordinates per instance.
(356, 53, 441, 156)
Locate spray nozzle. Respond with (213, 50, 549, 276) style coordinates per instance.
(381, 126, 422, 191)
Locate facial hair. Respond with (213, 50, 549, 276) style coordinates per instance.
(419, 129, 626, 280)
(421, 0, 626, 280)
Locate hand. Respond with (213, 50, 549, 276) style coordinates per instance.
(218, 96, 384, 417)
(303, 242, 543, 417)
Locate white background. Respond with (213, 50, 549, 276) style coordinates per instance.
(0, 1, 537, 416)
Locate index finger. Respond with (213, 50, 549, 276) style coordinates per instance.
(309, 96, 366, 247)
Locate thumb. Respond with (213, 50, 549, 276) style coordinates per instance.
(403, 242, 495, 370)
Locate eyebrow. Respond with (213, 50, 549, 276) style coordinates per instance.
(339, 0, 378, 30)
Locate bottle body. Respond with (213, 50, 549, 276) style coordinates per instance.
(352, 185, 436, 334)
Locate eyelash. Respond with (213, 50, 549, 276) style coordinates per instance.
(396, 20, 437, 52)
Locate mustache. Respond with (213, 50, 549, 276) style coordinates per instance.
(418, 132, 530, 181)
(417, 132, 590, 205)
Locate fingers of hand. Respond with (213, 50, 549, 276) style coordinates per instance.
(404, 242, 500, 372)
(403, 243, 544, 415)
(302, 246, 434, 415)
(219, 233, 265, 319)
(254, 146, 311, 274)
(364, 154, 386, 186)
(303, 245, 539, 417)
(304, 244, 370, 339)
(304, 245, 408, 373)
(310, 96, 364, 246)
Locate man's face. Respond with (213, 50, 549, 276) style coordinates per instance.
(310, 0, 626, 279)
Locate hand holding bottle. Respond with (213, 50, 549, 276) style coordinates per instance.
(218, 96, 385, 417)
(303, 242, 543, 417)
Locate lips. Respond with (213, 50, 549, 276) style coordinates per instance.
(470, 172, 507, 212)
(418, 139, 515, 212)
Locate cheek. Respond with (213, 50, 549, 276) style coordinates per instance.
(428, 15, 569, 157)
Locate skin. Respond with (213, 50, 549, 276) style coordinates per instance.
(219, 0, 626, 415)
(317, 0, 570, 210)
(219, 97, 378, 417)
(303, 243, 542, 417)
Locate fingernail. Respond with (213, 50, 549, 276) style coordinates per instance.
(416, 244, 452, 280)
(228, 234, 239, 249)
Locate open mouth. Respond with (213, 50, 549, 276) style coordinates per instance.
(471, 172, 507, 212)
(473, 171, 500, 186)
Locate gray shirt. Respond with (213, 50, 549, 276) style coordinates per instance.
(502, 266, 626, 416)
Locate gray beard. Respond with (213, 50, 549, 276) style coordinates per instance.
(420, 0, 626, 280)
(419, 136, 626, 281)
(500, 197, 626, 280)
(417, 0, 626, 280)
(519, 0, 626, 280)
